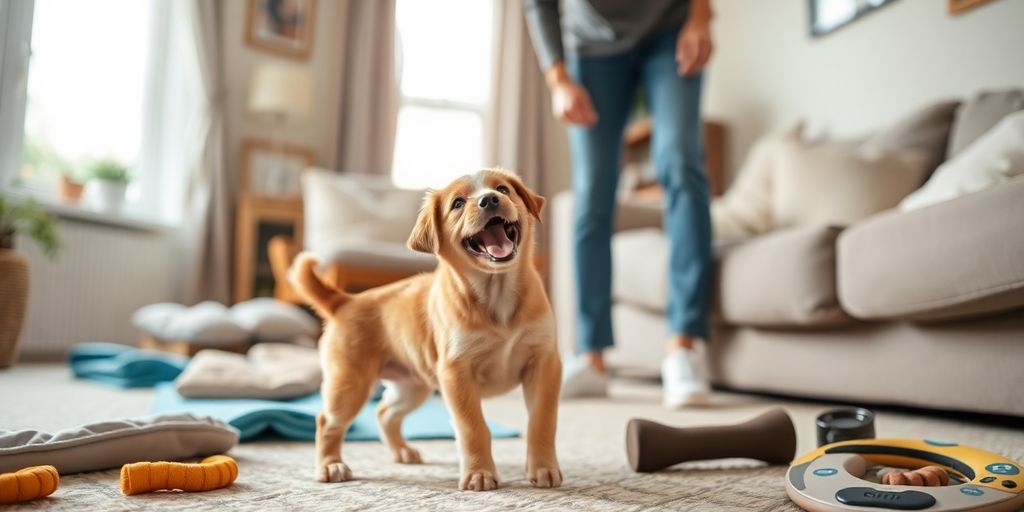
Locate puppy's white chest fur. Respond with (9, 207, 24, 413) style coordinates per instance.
(450, 319, 553, 397)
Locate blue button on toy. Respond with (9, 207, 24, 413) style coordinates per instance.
(987, 463, 1020, 475)
(961, 486, 985, 497)
(813, 468, 838, 477)
(924, 439, 959, 447)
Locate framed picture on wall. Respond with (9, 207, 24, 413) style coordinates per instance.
(809, 0, 897, 38)
(245, 0, 317, 59)
(241, 138, 315, 199)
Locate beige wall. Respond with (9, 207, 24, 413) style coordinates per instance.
(704, 0, 1024, 181)
(220, 0, 344, 191)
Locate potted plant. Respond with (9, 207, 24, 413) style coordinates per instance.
(87, 158, 131, 211)
(0, 194, 59, 368)
(59, 171, 85, 203)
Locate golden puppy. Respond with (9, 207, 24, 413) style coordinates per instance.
(289, 169, 562, 491)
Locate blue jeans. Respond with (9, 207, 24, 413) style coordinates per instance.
(568, 28, 712, 353)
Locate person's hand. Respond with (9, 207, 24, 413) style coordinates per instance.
(676, 20, 712, 76)
(545, 63, 598, 126)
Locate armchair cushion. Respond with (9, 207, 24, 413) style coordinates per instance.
(317, 239, 436, 273)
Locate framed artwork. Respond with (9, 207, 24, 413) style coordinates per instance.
(241, 139, 315, 199)
(948, 0, 993, 15)
(233, 196, 304, 303)
(809, 0, 897, 38)
(245, 0, 317, 59)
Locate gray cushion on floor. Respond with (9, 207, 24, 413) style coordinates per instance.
(0, 413, 238, 474)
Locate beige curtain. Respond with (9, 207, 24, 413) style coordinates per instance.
(183, 0, 231, 304)
(329, 0, 399, 174)
(487, 0, 570, 200)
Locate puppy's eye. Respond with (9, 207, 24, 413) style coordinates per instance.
(496, 185, 510, 195)
(452, 197, 466, 210)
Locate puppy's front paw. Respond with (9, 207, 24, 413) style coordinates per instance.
(459, 469, 499, 491)
(316, 462, 352, 483)
(393, 445, 423, 464)
(527, 464, 563, 488)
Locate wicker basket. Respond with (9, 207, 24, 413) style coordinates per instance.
(0, 248, 29, 368)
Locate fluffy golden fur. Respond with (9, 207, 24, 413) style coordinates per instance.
(290, 169, 562, 491)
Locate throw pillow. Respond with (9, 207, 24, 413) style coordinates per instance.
(946, 89, 1024, 158)
(301, 168, 424, 254)
(900, 110, 1024, 211)
(859, 99, 960, 180)
(773, 137, 928, 227)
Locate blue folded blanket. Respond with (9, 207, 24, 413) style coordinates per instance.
(68, 342, 189, 388)
(151, 383, 518, 442)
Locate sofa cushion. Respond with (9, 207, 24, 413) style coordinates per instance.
(947, 89, 1024, 158)
(859, 99, 960, 180)
(773, 137, 928, 228)
(838, 176, 1024, 322)
(612, 229, 669, 312)
(900, 110, 1024, 211)
(717, 225, 852, 327)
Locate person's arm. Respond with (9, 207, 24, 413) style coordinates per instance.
(677, 0, 713, 76)
(522, 0, 598, 125)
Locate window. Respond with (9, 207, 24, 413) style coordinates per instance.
(391, 0, 496, 190)
(0, 0, 197, 225)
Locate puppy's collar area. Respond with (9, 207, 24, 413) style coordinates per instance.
(463, 216, 521, 263)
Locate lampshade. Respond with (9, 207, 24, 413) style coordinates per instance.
(248, 62, 313, 119)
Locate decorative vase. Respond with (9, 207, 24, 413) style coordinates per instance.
(0, 247, 29, 369)
(88, 179, 128, 211)
(58, 175, 85, 204)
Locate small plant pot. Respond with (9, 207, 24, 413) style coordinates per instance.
(87, 179, 128, 211)
(58, 175, 85, 203)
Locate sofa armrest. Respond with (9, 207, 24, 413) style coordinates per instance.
(837, 177, 1024, 321)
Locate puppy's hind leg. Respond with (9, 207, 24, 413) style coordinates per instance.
(376, 379, 431, 464)
(316, 359, 376, 483)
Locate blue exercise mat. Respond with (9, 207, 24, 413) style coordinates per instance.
(68, 342, 189, 388)
(151, 383, 519, 442)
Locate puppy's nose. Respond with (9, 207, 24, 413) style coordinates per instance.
(478, 193, 500, 209)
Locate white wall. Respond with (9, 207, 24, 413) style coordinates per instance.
(220, 0, 345, 188)
(704, 0, 1024, 180)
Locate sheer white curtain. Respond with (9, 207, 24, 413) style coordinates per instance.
(182, 0, 231, 303)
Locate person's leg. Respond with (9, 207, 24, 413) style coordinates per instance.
(640, 29, 713, 407)
(562, 52, 637, 397)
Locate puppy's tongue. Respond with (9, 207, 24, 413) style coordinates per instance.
(475, 223, 514, 259)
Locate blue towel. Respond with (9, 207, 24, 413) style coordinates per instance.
(68, 342, 189, 388)
(151, 383, 519, 442)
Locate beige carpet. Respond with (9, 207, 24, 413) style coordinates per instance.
(1, 364, 1022, 511)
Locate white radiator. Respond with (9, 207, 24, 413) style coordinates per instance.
(15, 218, 184, 360)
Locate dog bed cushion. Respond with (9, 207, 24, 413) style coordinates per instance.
(68, 342, 188, 388)
(152, 384, 518, 442)
(229, 298, 319, 343)
(175, 343, 321, 399)
(132, 302, 249, 344)
(0, 413, 238, 474)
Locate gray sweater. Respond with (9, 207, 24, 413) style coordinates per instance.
(523, 0, 692, 70)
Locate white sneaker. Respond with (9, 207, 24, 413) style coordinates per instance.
(560, 354, 610, 399)
(661, 342, 711, 409)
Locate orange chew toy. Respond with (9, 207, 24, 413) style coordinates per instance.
(120, 455, 238, 495)
(0, 465, 59, 504)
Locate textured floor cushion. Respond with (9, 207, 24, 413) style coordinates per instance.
(227, 299, 319, 343)
(152, 384, 518, 443)
(68, 343, 188, 388)
(176, 343, 321, 399)
(0, 413, 238, 474)
(132, 302, 249, 345)
(717, 225, 852, 327)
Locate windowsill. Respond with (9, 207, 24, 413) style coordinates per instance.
(3, 186, 177, 233)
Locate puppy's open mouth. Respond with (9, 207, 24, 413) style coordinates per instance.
(463, 216, 520, 263)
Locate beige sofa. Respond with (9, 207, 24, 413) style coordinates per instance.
(550, 91, 1024, 417)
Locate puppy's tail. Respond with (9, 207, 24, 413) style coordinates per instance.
(289, 253, 348, 318)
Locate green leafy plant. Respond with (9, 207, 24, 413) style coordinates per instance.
(0, 194, 60, 257)
(88, 158, 131, 184)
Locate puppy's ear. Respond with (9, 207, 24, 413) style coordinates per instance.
(509, 175, 546, 222)
(407, 191, 439, 254)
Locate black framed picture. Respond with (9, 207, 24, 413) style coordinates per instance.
(809, 0, 897, 38)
